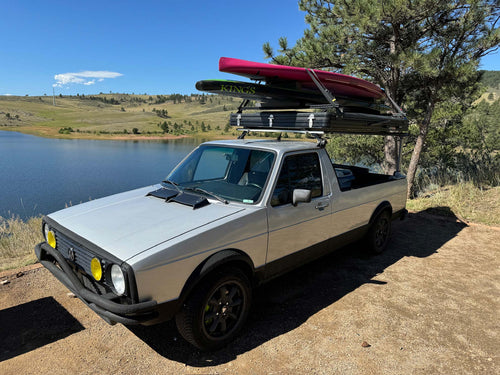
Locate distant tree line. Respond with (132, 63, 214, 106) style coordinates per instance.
(85, 96, 121, 105)
(152, 108, 169, 118)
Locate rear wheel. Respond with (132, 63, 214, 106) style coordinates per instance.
(366, 210, 392, 254)
(175, 268, 252, 351)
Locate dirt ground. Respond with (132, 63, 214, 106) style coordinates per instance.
(0, 211, 498, 375)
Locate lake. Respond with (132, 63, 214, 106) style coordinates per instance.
(0, 131, 201, 220)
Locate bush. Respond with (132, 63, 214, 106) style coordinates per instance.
(58, 127, 73, 134)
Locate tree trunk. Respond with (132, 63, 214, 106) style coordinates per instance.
(383, 136, 398, 175)
(406, 100, 435, 198)
(383, 84, 401, 175)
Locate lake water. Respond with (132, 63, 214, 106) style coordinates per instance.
(0, 131, 201, 220)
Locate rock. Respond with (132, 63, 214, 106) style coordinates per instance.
(16, 271, 24, 278)
(1, 279, 10, 285)
(361, 341, 371, 348)
(67, 292, 76, 298)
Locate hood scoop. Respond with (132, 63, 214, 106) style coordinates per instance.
(171, 192, 209, 209)
(147, 187, 179, 200)
(147, 188, 210, 209)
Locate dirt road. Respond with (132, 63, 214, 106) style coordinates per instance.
(1, 212, 498, 374)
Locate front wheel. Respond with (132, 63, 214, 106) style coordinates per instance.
(366, 210, 392, 254)
(175, 268, 252, 351)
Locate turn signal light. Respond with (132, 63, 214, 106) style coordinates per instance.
(90, 257, 102, 281)
(47, 230, 56, 249)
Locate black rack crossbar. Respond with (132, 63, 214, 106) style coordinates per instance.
(237, 128, 327, 147)
(230, 111, 408, 136)
(237, 128, 325, 135)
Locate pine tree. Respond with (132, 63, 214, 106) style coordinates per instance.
(264, 0, 500, 196)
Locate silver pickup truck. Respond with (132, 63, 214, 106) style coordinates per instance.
(35, 137, 407, 350)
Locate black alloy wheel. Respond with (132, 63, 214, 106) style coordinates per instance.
(202, 279, 246, 339)
(367, 210, 392, 254)
(176, 268, 252, 351)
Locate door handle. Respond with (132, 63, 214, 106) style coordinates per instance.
(315, 201, 329, 210)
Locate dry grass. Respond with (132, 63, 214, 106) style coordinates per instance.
(0, 216, 43, 271)
(407, 183, 500, 226)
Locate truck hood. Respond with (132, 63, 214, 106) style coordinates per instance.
(48, 185, 245, 261)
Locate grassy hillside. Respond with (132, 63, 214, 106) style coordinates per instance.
(1, 70, 498, 139)
(481, 70, 500, 90)
(0, 93, 243, 140)
(478, 70, 500, 102)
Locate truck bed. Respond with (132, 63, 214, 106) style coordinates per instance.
(333, 163, 400, 191)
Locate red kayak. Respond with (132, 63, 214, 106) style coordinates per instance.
(219, 57, 385, 100)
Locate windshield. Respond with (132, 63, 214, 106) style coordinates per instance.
(166, 145, 275, 204)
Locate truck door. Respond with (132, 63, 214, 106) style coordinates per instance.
(266, 152, 332, 270)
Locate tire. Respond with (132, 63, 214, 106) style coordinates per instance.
(366, 210, 392, 254)
(175, 267, 252, 351)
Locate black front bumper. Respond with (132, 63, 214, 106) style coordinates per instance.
(35, 242, 162, 325)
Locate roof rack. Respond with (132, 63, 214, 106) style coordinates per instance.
(231, 68, 408, 137)
(237, 128, 328, 147)
(230, 110, 408, 136)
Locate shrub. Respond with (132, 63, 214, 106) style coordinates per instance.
(58, 127, 73, 134)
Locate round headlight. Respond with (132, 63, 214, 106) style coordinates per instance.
(111, 264, 126, 296)
(90, 257, 102, 281)
(43, 223, 49, 241)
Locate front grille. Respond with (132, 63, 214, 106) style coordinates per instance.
(55, 231, 94, 275)
(54, 231, 115, 295)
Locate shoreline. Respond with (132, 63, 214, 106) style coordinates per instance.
(0, 127, 236, 142)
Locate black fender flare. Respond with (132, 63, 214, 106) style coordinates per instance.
(178, 249, 255, 306)
(369, 201, 392, 225)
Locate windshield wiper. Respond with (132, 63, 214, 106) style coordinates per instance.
(183, 186, 228, 204)
(161, 179, 181, 193)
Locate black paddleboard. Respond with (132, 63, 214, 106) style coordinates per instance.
(195, 80, 392, 114)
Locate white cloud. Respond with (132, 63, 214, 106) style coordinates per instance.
(53, 71, 123, 87)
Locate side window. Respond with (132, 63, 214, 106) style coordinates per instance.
(271, 153, 323, 206)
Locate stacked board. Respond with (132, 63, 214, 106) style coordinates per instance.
(195, 80, 393, 114)
(219, 57, 385, 99)
(196, 57, 408, 136)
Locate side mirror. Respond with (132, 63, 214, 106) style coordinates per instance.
(292, 189, 312, 206)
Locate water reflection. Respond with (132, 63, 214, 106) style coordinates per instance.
(0, 131, 200, 219)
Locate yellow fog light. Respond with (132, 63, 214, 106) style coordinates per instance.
(90, 258, 102, 281)
(47, 230, 56, 249)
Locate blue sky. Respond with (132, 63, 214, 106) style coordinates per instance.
(1, 0, 498, 96)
